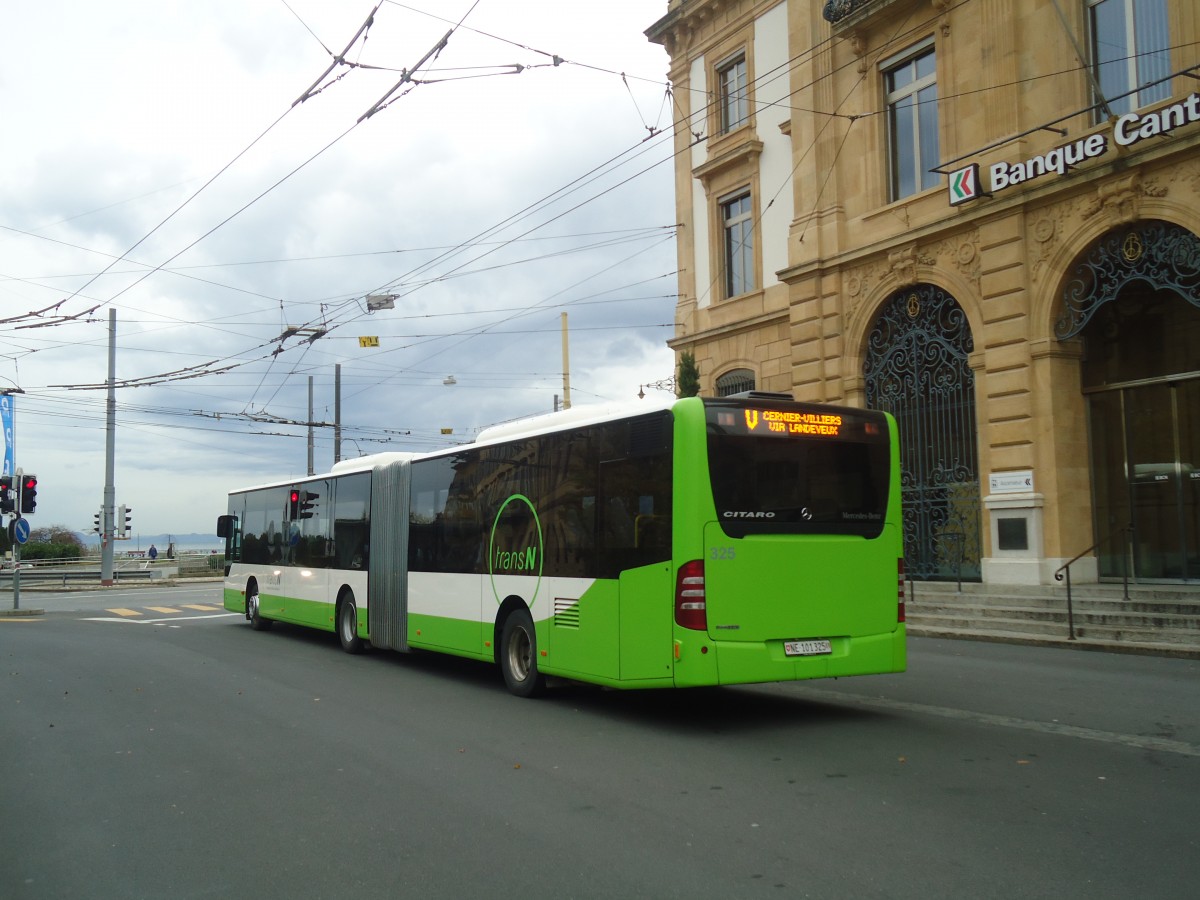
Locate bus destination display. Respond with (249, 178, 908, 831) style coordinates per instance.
(715, 408, 844, 437)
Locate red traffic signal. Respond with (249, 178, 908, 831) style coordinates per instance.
(19, 474, 37, 514)
(0, 475, 12, 514)
(288, 488, 318, 520)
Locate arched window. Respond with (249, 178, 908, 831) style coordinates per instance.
(715, 368, 755, 396)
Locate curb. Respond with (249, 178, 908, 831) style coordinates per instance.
(908, 627, 1200, 661)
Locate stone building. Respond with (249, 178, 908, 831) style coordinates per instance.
(646, 0, 1200, 585)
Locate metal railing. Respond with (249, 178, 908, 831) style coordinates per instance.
(1054, 524, 1132, 640)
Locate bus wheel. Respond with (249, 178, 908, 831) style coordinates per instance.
(500, 608, 545, 698)
(247, 587, 272, 631)
(338, 592, 363, 654)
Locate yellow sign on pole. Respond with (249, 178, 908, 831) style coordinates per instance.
(358, 336, 380, 348)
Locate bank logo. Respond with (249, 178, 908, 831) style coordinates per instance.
(948, 163, 980, 206)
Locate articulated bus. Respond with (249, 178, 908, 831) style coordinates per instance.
(217, 392, 905, 696)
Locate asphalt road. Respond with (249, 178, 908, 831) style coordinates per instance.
(3, 586, 1198, 899)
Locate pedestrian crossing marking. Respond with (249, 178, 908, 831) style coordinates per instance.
(89, 604, 240, 624)
(102, 605, 224, 618)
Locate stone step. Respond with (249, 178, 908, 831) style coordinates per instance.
(907, 611, 1200, 644)
(907, 589, 1199, 619)
(910, 585, 1199, 605)
(908, 600, 1200, 627)
(901, 582, 1200, 658)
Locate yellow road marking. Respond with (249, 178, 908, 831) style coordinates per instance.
(146, 606, 182, 614)
(182, 604, 221, 611)
(107, 608, 143, 617)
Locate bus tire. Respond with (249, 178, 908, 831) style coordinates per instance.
(247, 584, 272, 632)
(338, 591, 363, 654)
(500, 608, 545, 698)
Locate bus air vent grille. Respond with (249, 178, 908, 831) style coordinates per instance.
(553, 597, 580, 629)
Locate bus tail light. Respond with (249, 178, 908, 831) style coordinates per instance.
(675, 560, 707, 631)
(897, 558, 906, 623)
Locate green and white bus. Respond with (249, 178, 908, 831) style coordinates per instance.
(217, 392, 905, 696)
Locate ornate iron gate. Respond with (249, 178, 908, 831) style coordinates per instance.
(864, 285, 981, 581)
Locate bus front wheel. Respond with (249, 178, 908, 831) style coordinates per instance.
(338, 592, 363, 654)
(500, 608, 545, 698)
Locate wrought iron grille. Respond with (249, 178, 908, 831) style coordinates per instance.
(865, 285, 982, 581)
(823, 0, 874, 25)
(716, 369, 755, 397)
(1056, 220, 1200, 339)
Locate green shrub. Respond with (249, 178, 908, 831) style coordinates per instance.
(20, 542, 84, 561)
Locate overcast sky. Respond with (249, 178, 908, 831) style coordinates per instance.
(1, 1, 678, 542)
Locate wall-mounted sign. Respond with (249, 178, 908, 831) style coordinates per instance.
(989, 470, 1034, 494)
(948, 163, 980, 206)
(948, 91, 1200, 205)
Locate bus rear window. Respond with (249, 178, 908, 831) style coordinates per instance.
(705, 401, 890, 538)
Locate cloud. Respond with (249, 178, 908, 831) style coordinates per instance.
(1, 1, 677, 537)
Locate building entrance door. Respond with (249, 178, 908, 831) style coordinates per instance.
(1061, 220, 1200, 583)
(1089, 379, 1200, 581)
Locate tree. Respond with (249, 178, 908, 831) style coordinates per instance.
(30, 525, 85, 550)
(13, 524, 85, 561)
(677, 350, 701, 398)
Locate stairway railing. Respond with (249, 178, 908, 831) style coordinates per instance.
(1053, 524, 1132, 640)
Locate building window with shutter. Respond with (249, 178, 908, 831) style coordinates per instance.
(717, 52, 749, 133)
(720, 191, 755, 298)
(1088, 0, 1170, 116)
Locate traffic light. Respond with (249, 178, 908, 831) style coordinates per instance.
(299, 491, 318, 519)
(115, 505, 132, 539)
(93, 509, 102, 534)
(0, 476, 12, 514)
(19, 474, 36, 514)
(288, 489, 301, 519)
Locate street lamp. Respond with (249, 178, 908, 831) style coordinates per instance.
(638, 375, 677, 399)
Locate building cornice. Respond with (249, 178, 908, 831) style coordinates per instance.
(646, 0, 768, 57)
(667, 306, 788, 350)
(693, 138, 764, 187)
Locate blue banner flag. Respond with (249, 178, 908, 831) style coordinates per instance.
(1, 394, 13, 476)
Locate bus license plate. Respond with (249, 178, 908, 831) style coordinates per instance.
(784, 639, 832, 657)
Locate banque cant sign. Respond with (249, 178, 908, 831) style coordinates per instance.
(948, 91, 1200, 206)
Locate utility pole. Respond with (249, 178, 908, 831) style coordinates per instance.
(334, 364, 342, 463)
(560, 312, 572, 410)
(101, 309, 116, 586)
(307, 376, 314, 476)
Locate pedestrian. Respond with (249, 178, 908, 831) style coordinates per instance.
(149, 544, 158, 561)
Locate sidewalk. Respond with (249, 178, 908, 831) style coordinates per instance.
(0, 575, 224, 617)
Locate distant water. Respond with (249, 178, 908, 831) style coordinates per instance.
(82, 535, 223, 555)
(165, 543, 224, 554)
